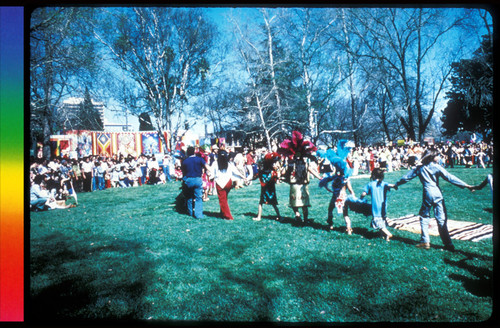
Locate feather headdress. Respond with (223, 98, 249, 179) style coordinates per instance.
(317, 139, 355, 179)
(264, 152, 280, 162)
(278, 131, 317, 160)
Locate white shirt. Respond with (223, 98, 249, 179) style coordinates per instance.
(81, 161, 93, 173)
(212, 162, 245, 188)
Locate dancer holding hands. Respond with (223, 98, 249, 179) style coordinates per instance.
(395, 148, 475, 251)
(343, 168, 397, 241)
(278, 131, 322, 224)
(317, 140, 357, 234)
(253, 152, 283, 222)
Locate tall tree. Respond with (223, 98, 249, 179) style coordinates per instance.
(30, 7, 99, 158)
(281, 8, 345, 143)
(93, 7, 215, 151)
(138, 112, 155, 131)
(353, 8, 467, 142)
(232, 8, 301, 150)
(78, 87, 103, 131)
(441, 35, 493, 141)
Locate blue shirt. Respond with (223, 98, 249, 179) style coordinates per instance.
(181, 156, 206, 178)
(363, 180, 390, 218)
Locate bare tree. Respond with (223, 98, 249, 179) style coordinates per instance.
(231, 9, 301, 150)
(353, 8, 468, 141)
(30, 7, 99, 158)
(93, 7, 215, 151)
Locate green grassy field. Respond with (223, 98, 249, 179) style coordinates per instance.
(29, 167, 494, 324)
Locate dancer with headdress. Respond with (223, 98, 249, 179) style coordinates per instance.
(278, 131, 322, 223)
(317, 140, 356, 234)
(253, 152, 283, 222)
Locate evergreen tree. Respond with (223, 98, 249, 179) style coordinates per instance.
(139, 112, 154, 131)
(441, 35, 493, 141)
(79, 87, 103, 131)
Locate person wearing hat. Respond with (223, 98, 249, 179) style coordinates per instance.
(395, 148, 476, 251)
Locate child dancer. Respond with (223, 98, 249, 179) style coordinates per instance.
(343, 168, 396, 241)
(317, 140, 356, 234)
(253, 152, 282, 221)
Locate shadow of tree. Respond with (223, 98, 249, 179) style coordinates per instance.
(29, 232, 156, 323)
(444, 257, 493, 298)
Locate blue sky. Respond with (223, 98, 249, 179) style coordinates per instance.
(100, 6, 491, 139)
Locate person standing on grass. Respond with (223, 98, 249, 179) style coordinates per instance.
(343, 168, 396, 241)
(81, 156, 93, 192)
(395, 148, 476, 251)
(253, 152, 282, 222)
(212, 149, 247, 220)
(279, 131, 322, 224)
(245, 149, 255, 182)
(181, 146, 210, 219)
(317, 140, 356, 234)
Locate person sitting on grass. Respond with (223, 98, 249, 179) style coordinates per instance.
(253, 152, 282, 222)
(30, 175, 49, 211)
(395, 148, 476, 252)
(30, 175, 76, 211)
(343, 168, 396, 241)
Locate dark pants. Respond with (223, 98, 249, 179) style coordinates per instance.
(83, 174, 92, 192)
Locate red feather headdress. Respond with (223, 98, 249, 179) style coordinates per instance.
(278, 131, 317, 159)
(264, 152, 280, 162)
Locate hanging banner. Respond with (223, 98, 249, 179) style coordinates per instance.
(117, 132, 138, 157)
(52, 130, 222, 159)
(141, 132, 161, 155)
(96, 132, 112, 156)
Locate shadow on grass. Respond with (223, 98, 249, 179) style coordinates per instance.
(444, 257, 493, 298)
(244, 212, 341, 231)
(204, 211, 225, 219)
(29, 232, 157, 323)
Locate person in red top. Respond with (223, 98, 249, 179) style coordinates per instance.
(253, 152, 282, 222)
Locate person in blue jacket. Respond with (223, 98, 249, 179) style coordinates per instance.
(395, 148, 475, 251)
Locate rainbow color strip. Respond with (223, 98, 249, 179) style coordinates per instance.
(0, 7, 24, 322)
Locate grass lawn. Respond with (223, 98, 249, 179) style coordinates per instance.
(29, 167, 494, 324)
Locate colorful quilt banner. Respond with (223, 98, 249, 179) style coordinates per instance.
(117, 133, 138, 157)
(49, 130, 196, 158)
(142, 132, 161, 155)
(96, 132, 112, 156)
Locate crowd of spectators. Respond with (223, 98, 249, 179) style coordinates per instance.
(30, 139, 493, 212)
